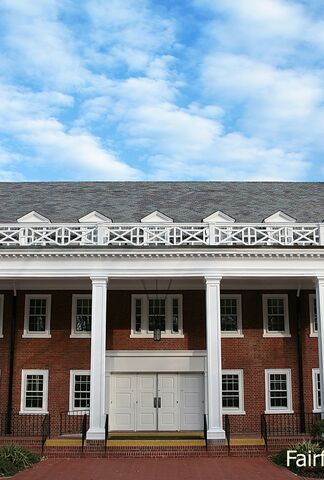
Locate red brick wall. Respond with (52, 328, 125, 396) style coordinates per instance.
(0, 288, 319, 435)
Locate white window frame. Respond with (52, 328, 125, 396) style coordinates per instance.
(130, 294, 184, 338)
(220, 294, 243, 338)
(312, 368, 321, 413)
(265, 368, 293, 414)
(23, 294, 51, 338)
(70, 294, 92, 338)
(222, 369, 245, 414)
(309, 294, 318, 337)
(262, 294, 290, 338)
(0, 295, 4, 338)
(69, 370, 91, 412)
(20, 369, 49, 414)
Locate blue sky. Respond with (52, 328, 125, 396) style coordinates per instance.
(0, 0, 324, 181)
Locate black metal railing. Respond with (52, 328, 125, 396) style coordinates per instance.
(224, 414, 230, 454)
(81, 414, 87, 452)
(265, 412, 320, 437)
(203, 414, 208, 451)
(59, 410, 90, 436)
(41, 414, 51, 454)
(105, 414, 109, 451)
(0, 412, 47, 436)
(260, 414, 268, 451)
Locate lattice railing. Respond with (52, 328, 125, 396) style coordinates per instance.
(0, 223, 320, 247)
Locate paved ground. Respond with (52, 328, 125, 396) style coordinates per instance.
(14, 457, 295, 480)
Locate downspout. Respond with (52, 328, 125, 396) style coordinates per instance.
(6, 282, 17, 434)
(296, 287, 306, 433)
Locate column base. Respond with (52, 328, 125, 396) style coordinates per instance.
(207, 428, 226, 440)
(86, 428, 105, 441)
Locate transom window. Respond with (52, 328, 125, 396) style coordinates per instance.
(312, 368, 321, 412)
(71, 294, 92, 337)
(309, 294, 318, 336)
(70, 370, 91, 411)
(20, 369, 48, 414)
(23, 295, 51, 338)
(263, 294, 290, 337)
(222, 370, 244, 414)
(221, 295, 243, 337)
(131, 294, 183, 338)
(265, 369, 293, 413)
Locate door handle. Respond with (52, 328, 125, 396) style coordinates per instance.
(154, 397, 157, 408)
(158, 397, 161, 408)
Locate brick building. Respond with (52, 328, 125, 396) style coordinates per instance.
(0, 181, 323, 445)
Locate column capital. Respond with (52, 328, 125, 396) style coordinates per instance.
(205, 275, 222, 285)
(316, 277, 324, 286)
(90, 276, 109, 285)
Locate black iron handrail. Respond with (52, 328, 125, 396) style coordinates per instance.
(224, 414, 230, 454)
(0, 412, 46, 436)
(81, 414, 87, 452)
(105, 414, 109, 451)
(59, 410, 90, 436)
(265, 412, 320, 437)
(261, 414, 268, 451)
(203, 414, 208, 451)
(41, 414, 51, 454)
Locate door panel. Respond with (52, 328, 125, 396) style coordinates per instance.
(109, 374, 136, 430)
(136, 374, 157, 431)
(180, 374, 204, 430)
(158, 374, 179, 431)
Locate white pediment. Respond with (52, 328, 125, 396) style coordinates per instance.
(203, 211, 235, 223)
(263, 211, 296, 223)
(78, 211, 112, 223)
(141, 211, 173, 223)
(17, 211, 50, 223)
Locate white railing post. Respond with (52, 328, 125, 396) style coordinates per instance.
(319, 225, 324, 246)
(208, 224, 216, 245)
(87, 276, 108, 440)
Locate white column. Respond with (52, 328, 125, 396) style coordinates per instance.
(205, 276, 225, 440)
(316, 278, 324, 419)
(87, 276, 108, 440)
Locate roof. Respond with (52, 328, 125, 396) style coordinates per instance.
(0, 181, 322, 223)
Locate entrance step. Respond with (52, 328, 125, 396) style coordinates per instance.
(229, 437, 265, 447)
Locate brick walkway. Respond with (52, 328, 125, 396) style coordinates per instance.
(14, 457, 295, 480)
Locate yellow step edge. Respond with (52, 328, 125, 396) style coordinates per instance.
(229, 438, 265, 446)
(107, 439, 206, 447)
(109, 432, 204, 438)
(46, 439, 83, 447)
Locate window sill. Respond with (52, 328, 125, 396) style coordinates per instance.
(264, 410, 294, 415)
(68, 411, 90, 415)
(129, 333, 185, 339)
(70, 334, 91, 339)
(19, 411, 49, 415)
(313, 409, 321, 413)
(0, 334, 3, 339)
(310, 333, 318, 338)
(222, 410, 246, 415)
(22, 333, 51, 339)
(263, 333, 291, 338)
(221, 333, 244, 338)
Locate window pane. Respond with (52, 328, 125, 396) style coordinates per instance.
(135, 299, 142, 332)
(313, 298, 318, 332)
(269, 373, 288, 408)
(221, 298, 238, 332)
(74, 375, 90, 409)
(267, 298, 285, 332)
(317, 372, 321, 408)
(222, 374, 240, 409)
(172, 298, 179, 333)
(28, 299, 46, 332)
(148, 299, 165, 332)
(76, 298, 92, 332)
(25, 375, 44, 409)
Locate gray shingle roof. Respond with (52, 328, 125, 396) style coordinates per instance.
(0, 181, 322, 223)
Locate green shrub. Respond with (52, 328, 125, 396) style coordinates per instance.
(311, 420, 324, 440)
(0, 445, 40, 476)
(0, 457, 18, 477)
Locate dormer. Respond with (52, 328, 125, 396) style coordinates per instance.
(203, 211, 235, 223)
(263, 211, 296, 223)
(141, 211, 173, 223)
(78, 211, 112, 223)
(17, 211, 51, 223)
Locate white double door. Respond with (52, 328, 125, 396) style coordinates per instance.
(109, 373, 204, 431)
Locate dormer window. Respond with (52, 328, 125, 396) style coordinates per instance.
(17, 211, 50, 223)
(78, 211, 112, 223)
(203, 211, 235, 223)
(141, 211, 173, 223)
(263, 211, 296, 223)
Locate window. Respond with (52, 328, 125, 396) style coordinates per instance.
(71, 294, 92, 337)
(312, 368, 321, 412)
(20, 369, 48, 414)
(262, 294, 290, 337)
(222, 369, 245, 414)
(0, 295, 4, 338)
(131, 294, 183, 338)
(265, 369, 293, 413)
(69, 370, 91, 411)
(309, 294, 318, 337)
(221, 295, 243, 337)
(23, 295, 51, 338)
